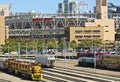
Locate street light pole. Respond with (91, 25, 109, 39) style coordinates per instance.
(26, 42, 27, 58)
(91, 36, 94, 53)
(18, 42, 20, 60)
(94, 44, 96, 69)
(69, 41, 70, 60)
(55, 41, 57, 59)
(0, 45, 1, 51)
(64, 37, 66, 65)
(115, 45, 118, 55)
(36, 42, 38, 55)
(8, 45, 10, 58)
(103, 42, 106, 52)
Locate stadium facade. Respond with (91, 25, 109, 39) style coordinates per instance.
(3, 0, 120, 43)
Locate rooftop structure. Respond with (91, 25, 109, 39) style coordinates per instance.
(0, 4, 9, 16)
(58, 0, 88, 14)
(96, 0, 108, 19)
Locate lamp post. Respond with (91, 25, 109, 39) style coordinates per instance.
(55, 41, 57, 59)
(94, 43, 96, 69)
(26, 42, 28, 58)
(68, 41, 70, 60)
(36, 42, 38, 55)
(7, 45, 10, 58)
(0, 45, 2, 54)
(64, 37, 66, 65)
(15, 37, 32, 59)
(18, 42, 20, 60)
(91, 36, 94, 53)
(103, 42, 106, 52)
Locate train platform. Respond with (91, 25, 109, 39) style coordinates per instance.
(54, 59, 120, 77)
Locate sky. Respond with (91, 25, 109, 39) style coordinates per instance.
(0, 0, 120, 13)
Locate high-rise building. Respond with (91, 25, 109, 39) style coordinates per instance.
(96, 0, 108, 19)
(0, 4, 9, 45)
(58, 0, 79, 14)
(94, 3, 120, 15)
(108, 3, 120, 13)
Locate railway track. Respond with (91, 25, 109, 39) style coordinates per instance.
(0, 79, 11, 82)
(42, 67, 120, 82)
(1, 57, 120, 82)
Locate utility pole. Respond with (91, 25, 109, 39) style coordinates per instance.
(55, 41, 57, 60)
(18, 42, 20, 60)
(115, 45, 118, 55)
(68, 41, 70, 60)
(0, 45, 2, 54)
(36, 42, 38, 55)
(8, 45, 10, 58)
(64, 37, 66, 65)
(94, 44, 96, 69)
(103, 42, 106, 52)
(26, 42, 27, 58)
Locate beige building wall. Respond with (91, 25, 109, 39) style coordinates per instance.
(85, 19, 115, 42)
(69, 0, 115, 44)
(0, 16, 5, 45)
(69, 25, 115, 43)
(0, 4, 9, 16)
(70, 19, 115, 43)
(69, 26, 104, 43)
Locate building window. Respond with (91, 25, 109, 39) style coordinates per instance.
(75, 30, 83, 33)
(1, 9, 5, 16)
(93, 30, 100, 32)
(105, 31, 109, 32)
(84, 30, 91, 33)
(98, 25, 101, 27)
(84, 36, 91, 38)
(93, 35, 101, 38)
(105, 25, 109, 27)
(75, 36, 83, 38)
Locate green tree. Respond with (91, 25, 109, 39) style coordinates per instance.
(70, 40, 78, 50)
(79, 39, 102, 49)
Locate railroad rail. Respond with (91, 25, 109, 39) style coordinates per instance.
(42, 67, 120, 82)
(0, 79, 11, 82)
(1, 57, 120, 82)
